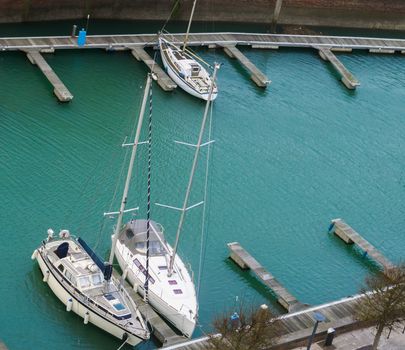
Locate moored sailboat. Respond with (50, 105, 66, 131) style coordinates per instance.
(30, 77, 158, 346)
(159, 0, 218, 101)
(31, 231, 149, 346)
(113, 65, 220, 337)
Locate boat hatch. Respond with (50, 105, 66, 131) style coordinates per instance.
(173, 289, 183, 295)
(113, 303, 125, 311)
(173, 50, 186, 60)
(104, 294, 116, 301)
(190, 64, 201, 77)
(168, 280, 177, 285)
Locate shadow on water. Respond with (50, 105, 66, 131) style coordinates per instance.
(223, 258, 287, 316)
(326, 232, 382, 277)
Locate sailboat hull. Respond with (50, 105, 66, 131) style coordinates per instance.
(159, 38, 218, 101)
(115, 245, 196, 338)
(34, 249, 144, 346)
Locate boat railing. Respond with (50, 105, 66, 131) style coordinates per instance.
(115, 276, 149, 335)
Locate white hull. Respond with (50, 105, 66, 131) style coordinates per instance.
(164, 60, 217, 101)
(159, 38, 217, 101)
(115, 245, 196, 337)
(35, 250, 143, 346)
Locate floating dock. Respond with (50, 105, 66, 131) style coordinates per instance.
(227, 242, 304, 312)
(24, 50, 73, 102)
(131, 47, 177, 91)
(112, 270, 185, 346)
(329, 218, 395, 271)
(222, 45, 270, 87)
(318, 47, 360, 89)
(2, 32, 405, 98)
(3, 33, 405, 51)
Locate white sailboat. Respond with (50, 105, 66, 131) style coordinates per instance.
(31, 232, 149, 346)
(159, 0, 218, 101)
(113, 66, 220, 337)
(30, 78, 158, 346)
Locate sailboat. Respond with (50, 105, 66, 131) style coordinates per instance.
(113, 65, 219, 337)
(159, 0, 218, 101)
(30, 80, 156, 346)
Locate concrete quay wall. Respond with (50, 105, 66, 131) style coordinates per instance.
(1, 0, 405, 30)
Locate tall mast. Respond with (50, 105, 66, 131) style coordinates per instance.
(108, 74, 152, 265)
(168, 63, 220, 276)
(182, 0, 197, 53)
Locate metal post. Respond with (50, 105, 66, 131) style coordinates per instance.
(71, 25, 77, 37)
(271, 0, 283, 33)
(306, 321, 319, 350)
(307, 312, 326, 350)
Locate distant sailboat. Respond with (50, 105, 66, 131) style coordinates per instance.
(159, 0, 218, 100)
(113, 66, 219, 337)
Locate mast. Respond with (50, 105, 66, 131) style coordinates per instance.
(182, 0, 197, 53)
(108, 74, 152, 265)
(168, 63, 220, 276)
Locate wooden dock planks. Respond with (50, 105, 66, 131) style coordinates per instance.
(24, 50, 73, 102)
(318, 47, 360, 89)
(162, 293, 368, 350)
(222, 45, 271, 87)
(227, 242, 303, 312)
(2, 33, 405, 52)
(330, 218, 395, 271)
(112, 269, 185, 346)
(131, 47, 177, 91)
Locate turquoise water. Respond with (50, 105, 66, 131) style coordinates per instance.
(1, 22, 405, 349)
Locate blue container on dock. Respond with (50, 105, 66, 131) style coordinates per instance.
(77, 29, 87, 46)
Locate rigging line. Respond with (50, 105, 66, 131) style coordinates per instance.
(160, 0, 181, 33)
(196, 99, 215, 301)
(144, 76, 153, 304)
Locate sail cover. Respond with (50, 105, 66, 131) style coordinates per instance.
(77, 237, 112, 280)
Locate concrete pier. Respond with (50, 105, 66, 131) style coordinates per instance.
(25, 50, 73, 102)
(329, 218, 395, 271)
(222, 45, 271, 87)
(131, 47, 177, 91)
(161, 292, 373, 350)
(318, 47, 360, 89)
(112, 269, 185, 346)
(228, 242, 304, 312)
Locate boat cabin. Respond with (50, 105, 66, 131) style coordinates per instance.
(120, 219, 167, 257)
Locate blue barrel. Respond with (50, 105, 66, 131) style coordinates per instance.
(77, 29, 87, 46)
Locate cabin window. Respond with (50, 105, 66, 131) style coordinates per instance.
(91, 274, 103, 286)
(135, 242, 146, 251)
(58, 264, 65, 273)
(105, 294, 116, 301)
(64, 270, 76, 286)
(78, 276, 91, 289)
(126, 229, 134, 239)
